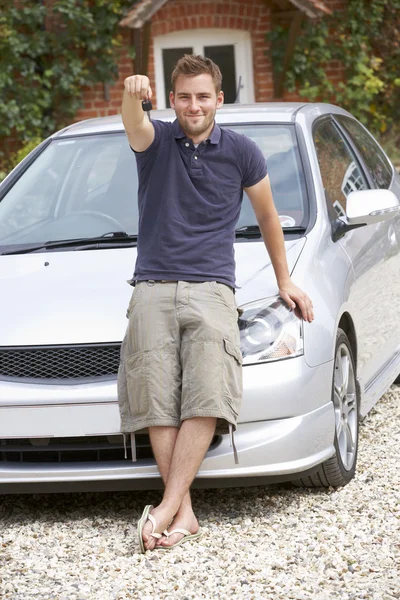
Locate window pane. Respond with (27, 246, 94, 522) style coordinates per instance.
(336, 116, 393, 189)
(0, 125, 308, 250)
(0, 135, 139, 245)
(313, 120, 369, 217)
(204, 45, 236, 103)
(162, 47, 193, 107)
(230, 125, 308, 228)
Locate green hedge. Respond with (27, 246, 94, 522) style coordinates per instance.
(0, 0, 133, 170)
(267, 0, 400, 135)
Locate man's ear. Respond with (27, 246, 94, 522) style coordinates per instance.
(169, 91, 175, 109)
(217, 91, 224, 109)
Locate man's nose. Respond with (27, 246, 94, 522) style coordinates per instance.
(188, 98, 200, 111)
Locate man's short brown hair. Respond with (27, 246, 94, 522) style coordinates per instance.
(171, 54, 222, 94)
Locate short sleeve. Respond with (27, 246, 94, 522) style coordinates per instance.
(241, 135, 268, 188)
(132, 119, 171, 173)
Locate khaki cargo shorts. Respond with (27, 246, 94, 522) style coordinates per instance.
(117, 280, 243, 439)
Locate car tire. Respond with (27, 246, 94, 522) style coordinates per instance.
(291, 328, 359, 488)
(394, 374, 400, 384)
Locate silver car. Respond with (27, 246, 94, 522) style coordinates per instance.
(1, 103, 399, 494)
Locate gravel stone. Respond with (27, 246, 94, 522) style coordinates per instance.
(0, 386, 399, 600)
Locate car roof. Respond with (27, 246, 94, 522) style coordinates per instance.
(56, 102, 354, 137)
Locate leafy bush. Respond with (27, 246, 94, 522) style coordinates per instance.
(13, 137, 43, 165)
(0, 138, 43, 183)
(267, 0, 400, 134)
(0, 0, 133, 169)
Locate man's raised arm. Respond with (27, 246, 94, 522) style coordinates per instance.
(122, 74, 155, 152)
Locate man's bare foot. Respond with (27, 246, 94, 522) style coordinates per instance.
(141, 505, 175, 551)
(155, 504, 199, 548)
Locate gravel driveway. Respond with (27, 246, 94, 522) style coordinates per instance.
(1, 386, 399, 600)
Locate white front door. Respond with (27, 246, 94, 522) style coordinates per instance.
(153, 29, 254, 108)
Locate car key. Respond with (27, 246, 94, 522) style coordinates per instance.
(142, 98, 152, 121)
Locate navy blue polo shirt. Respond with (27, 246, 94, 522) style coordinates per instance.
(132, 118, 267, 288)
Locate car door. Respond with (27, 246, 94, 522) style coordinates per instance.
(313, 116, 397, 406)
(335, 113, 400, 260)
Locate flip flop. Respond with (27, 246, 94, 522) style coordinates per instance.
(156, 527, 202, 550)
(137, 505, 163, 553)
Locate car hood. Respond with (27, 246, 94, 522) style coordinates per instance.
(0, 238, 306, 346)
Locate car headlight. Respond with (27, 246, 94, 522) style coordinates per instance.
(239, 297, 303, 365)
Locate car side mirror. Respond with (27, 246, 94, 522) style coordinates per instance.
(331, 189, 400, 242)
(346, 189, 400, 225)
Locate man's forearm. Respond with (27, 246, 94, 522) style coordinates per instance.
(258, 213, 291, 287)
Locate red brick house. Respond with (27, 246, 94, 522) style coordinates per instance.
(75, 0, 345, 122)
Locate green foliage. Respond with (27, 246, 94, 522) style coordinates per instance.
(0, 138, 43, 184)
(0, 0, 133, 166)
(378, 127, 400, 169)
(267, 0, 400, 133)
(13, 137, 44, 164)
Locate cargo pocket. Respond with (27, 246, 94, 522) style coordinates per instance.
(222, 338, 243, 416)
(125, 351, 149, 418)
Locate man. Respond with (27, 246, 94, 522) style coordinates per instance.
(118, 55, 314, 552)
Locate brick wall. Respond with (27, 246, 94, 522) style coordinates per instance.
(64, 0, 347, 123)
(147, 0, 273, 108)
(75, 0, 274, 121)
(75, 0, 346, 123)
(74, 29, 134, 122)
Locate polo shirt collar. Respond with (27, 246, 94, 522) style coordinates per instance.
(208, 122, 221, 144)
(172, 119, 221, 144)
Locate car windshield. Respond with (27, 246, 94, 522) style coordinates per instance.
(0, 125, 308, 248)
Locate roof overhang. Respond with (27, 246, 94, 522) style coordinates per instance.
(120, 0, 169, 29)
(287, 0, 331, 18)
(120, 0, 331, 29)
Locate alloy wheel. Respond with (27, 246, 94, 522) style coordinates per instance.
(333, 343, 358, 471)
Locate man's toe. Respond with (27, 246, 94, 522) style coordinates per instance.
(162, 533, 184, 547)
(145, 537, 155, 551)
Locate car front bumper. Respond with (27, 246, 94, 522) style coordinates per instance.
(0, 358, 335, 490)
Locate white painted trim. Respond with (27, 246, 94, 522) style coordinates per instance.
(153, 29, 254, 109)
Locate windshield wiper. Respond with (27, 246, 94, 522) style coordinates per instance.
(282, 226, 307, 233)
(0, 231, 138, 255)
(235, 225, 306, 238)
(235, 225, 262, 238)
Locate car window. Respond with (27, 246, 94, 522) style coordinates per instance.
(234, 124, 308, 229)
(313, 119, 369, 218)
(0, 135, 139, 245)
(335, 115, 393, 189)
(0, 125, 308, 248)
(0, 142, 75, 241)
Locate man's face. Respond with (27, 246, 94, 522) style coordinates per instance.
(169, 73, 224, 139)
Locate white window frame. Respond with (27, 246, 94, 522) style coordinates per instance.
(153, 29, 254, 109)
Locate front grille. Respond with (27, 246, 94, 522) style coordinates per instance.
(0, 343, 121, 380)
(0, 435, 220, 464)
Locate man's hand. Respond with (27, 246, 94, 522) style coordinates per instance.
(122, 74, 154, 152)
(124, 74, 152, 101)
(279, 280, 314, 323)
